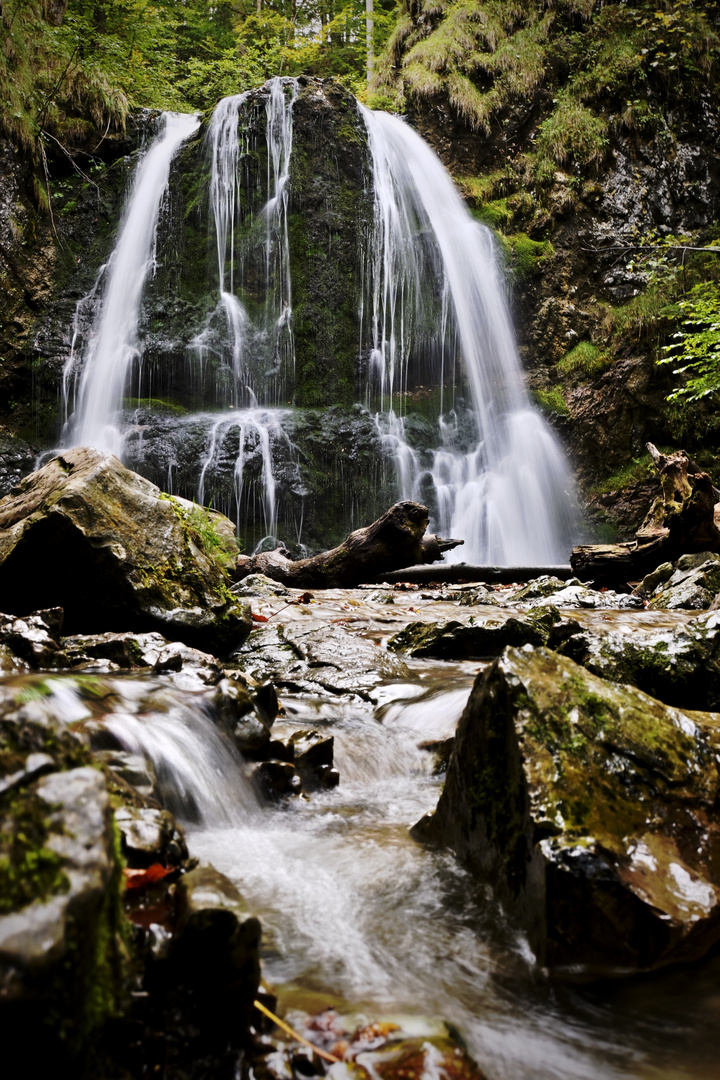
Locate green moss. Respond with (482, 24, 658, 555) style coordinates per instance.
(591, 452, 663, 495)
(557, 340, 613, 379)
(122, 396, 189, 415)
(532, 387, 569, 416)
(472, 198, 511, 229)
(0, 792, 70, 914)
(503, 233, 554, 279)
(534, 97, 609, 169)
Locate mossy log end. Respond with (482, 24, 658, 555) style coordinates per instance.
(572, 444, 720, 584)
(234, 501, 463, 589)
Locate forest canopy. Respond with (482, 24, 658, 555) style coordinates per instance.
(0, 0, 400, 153)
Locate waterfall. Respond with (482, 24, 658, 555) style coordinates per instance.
(57, 79, 577, 563)
(360, 107, 578, 564)
(208, 92, 250, 399)
(66, 112, 200, 456)
(203, 76, 298, 406)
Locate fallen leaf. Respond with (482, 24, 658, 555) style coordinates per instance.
(252, 612, 269, 622)
(123, 864, 176, 891)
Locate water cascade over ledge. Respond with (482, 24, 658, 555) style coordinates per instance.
(64, 112, 201, 456)
(360, 107, 578, 564)
(60, 78, 579, 563)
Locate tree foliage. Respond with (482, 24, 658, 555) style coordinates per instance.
(0, 0, 402, 158)
(376, 1, 720, 170)
(661, 282, 720, 403)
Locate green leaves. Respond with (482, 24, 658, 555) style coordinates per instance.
(661, 282, 720, 402)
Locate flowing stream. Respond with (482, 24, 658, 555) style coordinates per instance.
(92, 651, 720, 1080)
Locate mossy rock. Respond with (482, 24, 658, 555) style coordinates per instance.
(416, 646, 720, 976)
(0, 681, 128, 1066)
(0, 448, 250, 655)
(387, 608, 563, 659)
(557, 609, 720, 712)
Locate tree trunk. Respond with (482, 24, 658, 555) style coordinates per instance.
(366, 0, 374, 84)
(234, 501, 462, 589)
(571, 444, 720, 585)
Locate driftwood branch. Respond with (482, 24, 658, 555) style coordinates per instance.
(571, 442, 720, 584)
(580, 243, 720, 256)
(234, 501, 463, 589)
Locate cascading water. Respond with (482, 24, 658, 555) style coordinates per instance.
(360, 106, 578, 564)
(64, 112, 200, 457)
(201, 77, 297, 406)
(59, 79, 578, 561)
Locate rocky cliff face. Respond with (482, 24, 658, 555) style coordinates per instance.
(0, 80, 397, 551)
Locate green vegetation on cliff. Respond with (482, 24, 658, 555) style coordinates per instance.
(377, 1, 719, 166)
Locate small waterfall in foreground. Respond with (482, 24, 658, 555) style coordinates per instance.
(65, 112, 200, 456)
(360, 107, 578, 564)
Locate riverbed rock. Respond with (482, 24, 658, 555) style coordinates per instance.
(0, 447, 251, 654)
(557, 610, 720, 712)
(0, 762, 127, 1061)
(414, 646, 720, 976)
(233, 620, 410, 697)
(387, 608, 567, 660)
(298, 1014, 488, 1080)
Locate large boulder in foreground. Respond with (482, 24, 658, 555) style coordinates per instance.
(414, 646, 720, 977)
(0, 686, 127, 1065)
(0, 448, 251, 654)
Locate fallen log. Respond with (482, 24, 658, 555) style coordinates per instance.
(373, 564, 574, 585)
(234, 501, 463, 589)
(571, 444, 720, 585)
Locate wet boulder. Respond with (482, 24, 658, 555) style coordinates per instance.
(387, 608, 569, 660)
(646, 553, 720, 610)
(0, 608, 67, 672)
(0, 447, 251, 655)
(114, 805, 188, 868)
(414, 646, 720, 976)
(248, 727, 339, 793)
(252, 759, 302, 801)
(557, 610, 720, 712)
(147, 863, 262, 1039)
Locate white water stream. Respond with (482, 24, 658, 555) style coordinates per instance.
(65, 112, 200, 456)
(93, 666, 720, 1080)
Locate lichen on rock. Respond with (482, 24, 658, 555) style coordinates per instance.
(415, 645, 720, 976)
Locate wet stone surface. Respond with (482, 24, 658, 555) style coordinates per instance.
(416, 645, 720, 976)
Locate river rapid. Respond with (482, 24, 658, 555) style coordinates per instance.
(110, 586, 720, 1080)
